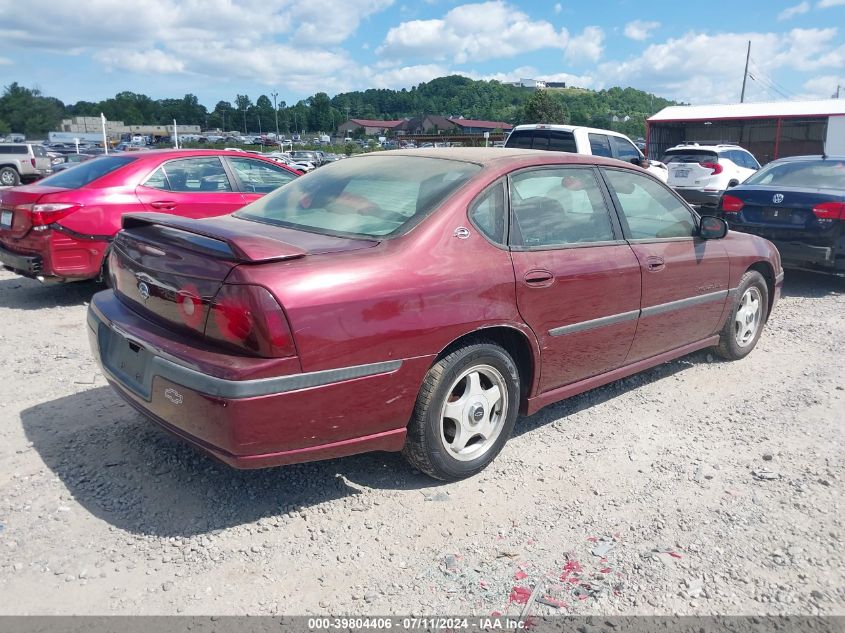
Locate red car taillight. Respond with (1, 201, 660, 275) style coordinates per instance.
(812, 202, 845, 220)
(720, 195, 744, 213)
(16, 203, 82, 226)
(176, 284, 205, 331)
(205, 284, 296, 358)
(30, 158, 37, 168)
(700, 161, 723, 175)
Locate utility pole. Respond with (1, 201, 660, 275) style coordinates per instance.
(740, 40, 751, 103)
(271, 91, 280, 139)
(834, 85, 842, 99)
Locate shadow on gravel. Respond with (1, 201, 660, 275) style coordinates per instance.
(781, 269, 845, 298)
(0, 276, 100, 310)
(21, 386, 438, 538)
(514, 349, 712, 438)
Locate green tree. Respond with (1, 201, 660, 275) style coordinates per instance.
(521, 90, 566, 124)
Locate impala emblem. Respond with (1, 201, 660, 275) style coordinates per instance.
(772, 193, 784, 204)
(137, 281, 150, 301)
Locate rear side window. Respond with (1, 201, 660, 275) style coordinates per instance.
(228, 158, 295, 193)
(38, 156, 137, 189)
(662, 149, 718, 164)
(611, 136, 640, 162)
(588, 134, 613, 158)
(0, 145, 28, 154)
(469, 181, 506, 244)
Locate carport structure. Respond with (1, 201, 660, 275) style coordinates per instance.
(646, 99, 845, 165)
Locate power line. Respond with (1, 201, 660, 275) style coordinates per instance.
(748, 58, 798, 99)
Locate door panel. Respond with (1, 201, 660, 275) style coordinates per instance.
(512, 246, 642, 391)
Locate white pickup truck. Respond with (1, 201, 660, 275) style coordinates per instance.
(504, 124, 668, 182)
(0, 143, 53, 187)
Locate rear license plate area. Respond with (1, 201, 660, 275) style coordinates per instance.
(673, 169, 690, 178)
(99, 326, 154, 399)
(760, 207, 802, 224)
(0, 210, 12, 228)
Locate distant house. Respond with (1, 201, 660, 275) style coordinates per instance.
(448, 118, 513, 134)
(336, 118, 406, 136)
(420, 115, 457, 134)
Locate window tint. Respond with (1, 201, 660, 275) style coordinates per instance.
(548, 130, 577, 152)
(611, 136, 640, 162)
(588, 134, 613, 158)
(662, 149, 718, 164)
(510, 168, 616, 247)
(160, 157, 232, 193)
(505, 130, 535, 149)
(0, 145, 28, 155)
(38, 156, 136, 189)
(743, 159, 845, 190)
(603, 169, 695, 239)
(469, 181, 506, 244)
(228, 158, 295, 193)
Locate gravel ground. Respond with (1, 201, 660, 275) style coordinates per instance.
(0, 267, 842, 616)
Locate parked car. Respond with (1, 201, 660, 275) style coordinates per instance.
(717, 155, 845, 274)
(50, 153, 96, 173)
(505, 124, 669, 182)
(87, 148, 782, 481)
(290, 150, 322, 166)
(0, 143, 53, 186)
(0, 149, 300, 282)
(663, 143, 760, 210)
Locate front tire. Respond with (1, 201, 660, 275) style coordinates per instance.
(403, 341, 520, 481)
(715, 270, 768, 360)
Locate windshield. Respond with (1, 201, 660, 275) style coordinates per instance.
(234, 155, 481, 238)
(38, 156, 136, 189)
(743, 159, 845, 190)
(662, 149, 719, 164)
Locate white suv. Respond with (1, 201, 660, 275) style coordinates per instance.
(662, 143, 760, 209)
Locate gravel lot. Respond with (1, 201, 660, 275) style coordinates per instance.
(0, 267, 842, 616)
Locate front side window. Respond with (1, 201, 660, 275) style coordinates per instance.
(510, 168, 616, 248)
(588, 134, 613, 158)
(235, 155, 480, 238)
(228, 158, 295, 193)
(603, 168, 695, 239)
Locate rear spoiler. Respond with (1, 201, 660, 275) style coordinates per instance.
(121, 213, 307, 263)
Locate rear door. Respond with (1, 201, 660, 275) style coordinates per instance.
(508, 165, 642, 392)
(135, 156, 247, 218)
(601, 167, 730, 362)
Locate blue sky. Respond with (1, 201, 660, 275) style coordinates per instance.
(1, 0, 844, 108)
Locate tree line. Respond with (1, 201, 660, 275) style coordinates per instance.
(0, 76, 677, 139)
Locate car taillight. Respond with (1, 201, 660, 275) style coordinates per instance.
(700, 161, 723, 175)
(16, 203, 81, 226)
(720, 195, 744, 213)
(812, 202, 845, 220)
(31, 158, 37, 168)
(205, 284, 296, 358)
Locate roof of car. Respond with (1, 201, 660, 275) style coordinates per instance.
(767, 154, 845, 163)
(666, 144, 745, 150)
(509, 123, 632, 138)
(357, 147, 638, 169)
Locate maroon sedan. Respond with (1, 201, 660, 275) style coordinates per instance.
(87, 149, 783, 481)
(0, 149, 299, 283)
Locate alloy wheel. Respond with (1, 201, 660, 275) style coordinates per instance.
(734, 286, 762, 348)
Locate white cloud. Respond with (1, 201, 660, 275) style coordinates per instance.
(378, 1, 568, 63)
(801, 74, 845, 98)
(0, 57, 11, 66)
(599, 28, 844, 103)
(818, 0, 845, 7)
(565, 26, 604, 62)
(624, 20, 659, 41)
(554, 2, 562, 13)
(778, 1, 811, 19)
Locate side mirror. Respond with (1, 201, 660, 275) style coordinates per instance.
(699, 216, 728, 240)
(726, 179, 739, 188)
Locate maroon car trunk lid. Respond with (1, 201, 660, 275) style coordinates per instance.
(0, 185, 68, 239)
(112, 212, 377, 340)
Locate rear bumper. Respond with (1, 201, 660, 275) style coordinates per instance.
(771, 240, 837, 268)
(87, 290, 425, 469)
(673, 188, 722, 209)
(0, 243, 43, 275)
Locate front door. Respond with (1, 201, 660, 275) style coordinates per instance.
(508, 166, 642, 392)
(600, 167, 731, 363)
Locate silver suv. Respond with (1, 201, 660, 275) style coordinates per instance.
(662, 143, 760, 209)
(0, 143, 52, 186)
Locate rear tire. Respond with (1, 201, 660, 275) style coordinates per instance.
(403, 341, 520, 481)
(0, 167, 20, 187)
(715, 270, 768, 360)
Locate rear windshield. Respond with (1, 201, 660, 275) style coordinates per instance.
(506, 129, 577, 152)
(235, 155, 481, 238)
(743, 159, 845, 190)
(38, 156, 137, 189)
(662, 149, 719, 164)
